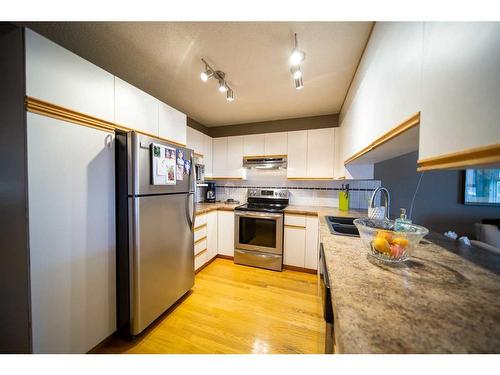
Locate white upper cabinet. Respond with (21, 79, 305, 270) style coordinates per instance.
(203, 134, 213, 177)
(158, 102, 187, 145)
(212, 137, 228, 177)
(339, 22, 423, 165)
(264, 132, 288, 156)
(307, 128, 335, 178)
(243, 134, 265, 156)
(287, 130, 308, 178)
(114, 77, 159, 136)
(186, 126, 205, 155)
(25, 29, 115, 123)
(419, 22, 500, 160)
(227, 136, 244, 178)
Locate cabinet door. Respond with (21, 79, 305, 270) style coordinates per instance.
(284, 226, 306, 267)
(265, 132, 288, 156)
(227, 136, 244, 178)
(286, 130, 308, 178)
(25, 29, 115, 123)
(158, 101, 187, 146)
(243, 134, 265, 156)
(212, 137, 227, 177)
(307, 128, 334, 178)
(114, 77, 159, 136)
(420, 22, 500, 160)
(217, 211, 235, 257)
(207, 211, 218, 260)
(187, 126, 204, 154)
(305, 216, 319, 270)
(203, 134, 213, 178)
(27, 113, 116, 353)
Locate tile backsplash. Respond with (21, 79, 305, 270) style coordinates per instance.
(206, 169, 381, 209)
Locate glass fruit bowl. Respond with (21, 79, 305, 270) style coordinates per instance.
(353, 217, 429, 263)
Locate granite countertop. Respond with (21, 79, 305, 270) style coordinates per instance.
(285, 205, 367, 217)
(319, 215, 500, 353)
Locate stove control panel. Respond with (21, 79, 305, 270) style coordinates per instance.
(248, 189, 289, 199)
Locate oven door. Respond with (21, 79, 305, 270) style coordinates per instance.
(234, 211, 283, 255)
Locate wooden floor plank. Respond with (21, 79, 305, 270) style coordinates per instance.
(97, 259, 325, 354)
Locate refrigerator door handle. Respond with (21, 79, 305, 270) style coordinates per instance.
(186, 192, 195, 231)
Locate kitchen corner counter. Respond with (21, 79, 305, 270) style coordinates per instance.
(195, 202, 240, 215)
(319, 215, 500, 353)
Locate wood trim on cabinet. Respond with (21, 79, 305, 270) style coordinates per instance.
(194, 152, 204, 158)
(25, 96, 187, 147)
(216, 254, 234, 261)
(194, 223, 207, 231)
(417, 142, 500, 171)
(194, 236, 207, 246)
(344, 112, 420, 165)
(194, 248, 207, 257)
(283, 264, 317, 274)
(284, 224, 306, 229)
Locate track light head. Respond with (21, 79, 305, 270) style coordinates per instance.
(290, 33, 305, 66)
(218, 80, 228, 93)
(294, 77, 304, 90)
(291, 66, 302, 79)
(226, 89, 234, 102)
(200, 69, 214, 82)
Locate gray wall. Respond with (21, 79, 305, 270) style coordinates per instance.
(374, 151, 499, 238)
(0, 24, 32, 353)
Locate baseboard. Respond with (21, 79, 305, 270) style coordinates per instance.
(283, 264, 317, 274)
(216, 254, 234, 260)
(195, 255, 218, 274)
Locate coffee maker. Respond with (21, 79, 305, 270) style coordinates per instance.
(205, 182, 216, 203)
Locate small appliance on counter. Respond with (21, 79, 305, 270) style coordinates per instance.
(205, 182, 216, 203)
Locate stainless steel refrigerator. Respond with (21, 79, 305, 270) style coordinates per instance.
(116, 131, 195, 337)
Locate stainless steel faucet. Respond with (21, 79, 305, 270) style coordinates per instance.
(369, 187, 391, 219)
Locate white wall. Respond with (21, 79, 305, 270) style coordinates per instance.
(27, 113, 116, 353)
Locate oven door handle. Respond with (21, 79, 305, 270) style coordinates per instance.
(234, 211, 283, 220)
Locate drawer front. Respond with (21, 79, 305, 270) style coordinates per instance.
(194, 212, 208, 228)
(234, 249, 282, 271)
(284, 214, 306, 227)
(194, 225, 207, 242)
(194, 238, 207, 255)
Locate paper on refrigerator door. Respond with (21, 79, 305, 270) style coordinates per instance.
(151, 143, 176, 185)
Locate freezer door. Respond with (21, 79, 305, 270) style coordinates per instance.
(129, 193, 194, 335)
(129, 132, 194, 196)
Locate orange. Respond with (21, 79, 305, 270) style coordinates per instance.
(372, 237, 391, 254)
(376, 230, 393, 243)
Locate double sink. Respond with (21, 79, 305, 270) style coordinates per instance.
(326, 216, 360, 237)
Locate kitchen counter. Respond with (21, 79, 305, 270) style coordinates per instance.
(285, 205, 367, 217)
(319, 215, 500, 353)
(195, 202, 240, 215)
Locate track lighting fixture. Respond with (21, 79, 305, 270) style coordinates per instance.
(200, 58, 235, 102)
(290, 33, 306, 89)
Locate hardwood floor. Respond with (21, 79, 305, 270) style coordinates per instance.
(97, 258, 325, 354)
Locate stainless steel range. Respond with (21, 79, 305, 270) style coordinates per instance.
(234, 188, 289, 271)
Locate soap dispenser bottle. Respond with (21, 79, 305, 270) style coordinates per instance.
(395, 208, 412, 231)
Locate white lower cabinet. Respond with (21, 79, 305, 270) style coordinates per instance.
(284, 214, 319, 270)
(207, 211, 218, 260)
(193, 210, 219, 271)
(217, 211, 235, 257)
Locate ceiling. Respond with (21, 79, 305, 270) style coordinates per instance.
(25, 22, 373, 126)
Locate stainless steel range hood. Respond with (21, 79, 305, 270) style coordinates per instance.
(243, 156, 287, 169)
